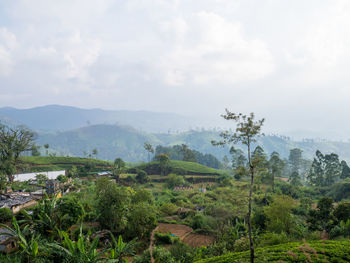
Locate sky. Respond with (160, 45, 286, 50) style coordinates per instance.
(0, 0, 350, 139)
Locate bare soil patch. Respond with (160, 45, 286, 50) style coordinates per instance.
(156, 223, 215, 247)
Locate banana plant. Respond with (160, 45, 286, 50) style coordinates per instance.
(49, 227, 104, 263)
(31, 193, 60, 240)
(106, 234, 137, 263)
(1, 217, 41, 262)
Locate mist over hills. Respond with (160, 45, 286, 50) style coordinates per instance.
(2, 105, 350, 162)
(35, 124, 350, 163)
(0, 105, 197, 133)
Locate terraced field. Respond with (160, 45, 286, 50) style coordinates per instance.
(155, 223, 215, 247)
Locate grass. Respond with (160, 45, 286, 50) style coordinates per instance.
(137, 160, 222, 176)
(170, 160, 221, 175)
(18, 156, 112, 172)
(21, 156, 112, 166)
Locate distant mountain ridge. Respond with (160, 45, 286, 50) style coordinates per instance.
(2, 105, 350, 163)
(0, 105, 197, 133)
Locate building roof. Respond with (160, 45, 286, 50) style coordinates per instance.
(0, 194, 34, 210)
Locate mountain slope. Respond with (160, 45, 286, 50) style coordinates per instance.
(0, 105, 196, 132)
(35, 124, 350, 162)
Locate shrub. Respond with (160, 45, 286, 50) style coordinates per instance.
(72, 225, 94, 240)
(0, 208, 13, 223)
(136, 170, 149, 184)
(160, 203, 178, 216)
(55, 197, 84, 230)
(233, 236, 250, 252)
(258, 232, 289, 247)
(169, 241, 194, 263)
(191, 214, 215, 231)
(154, 232, 178, 245)
(172, 167, 186, 175)
(167, 174, 185, 189)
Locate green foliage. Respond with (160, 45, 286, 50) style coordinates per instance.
(160, 202, 178, 216)
(155, 144, 221, 169)
(257, 232, 289, 247)
(35, 173, 48, 185)
(154, 232, 178, 245)
(106, 234, 137, 262)
(329, 178, 350, 201)
(167, 174, 186, 188)
(288, 148, 303, 173)
(195, 240, 350, 263)
(288, 171, 302, 186)
(55, 197, 85, 230)
(307, 150, 342, 187)
(57, 174, 68, 183)
(333, 201, 350, 223)
(156, 153, 170, 176)
(53, 228, 102, 263)
(307, 196, 334, 231)
(0, 173, 8, 192)
(32, 194, 60, 238)
(0, 124, 35, 181)
(137, 160, 221, 176)
(169, 241, 194, 263)
(264, 195, 297, 234)
(135, 169, 149, 184)
(0, 207, 13, 223)
(126, 203, 157, 239)
(95, 179, 130, 232)
(134, 247, 175, 263)
(132, 189, 154, 204)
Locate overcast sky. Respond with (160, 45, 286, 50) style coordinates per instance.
(0, 0, 350, 139)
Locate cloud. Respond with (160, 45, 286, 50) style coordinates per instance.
(157, 12, 274, 86)
(0, 28, 17, 76)
(1, 1, 350, 139)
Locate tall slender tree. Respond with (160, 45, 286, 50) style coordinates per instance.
(269, 151, 285, 191)
(144, 142, 154, 162)
(44, 144, 50, 156)
(212, 110, 264, 263)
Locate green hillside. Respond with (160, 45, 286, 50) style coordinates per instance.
(19, 156, 112, 172)
(137, 160, 222, 176)
(35, 124, 350, 162)
(36, 124, 162, 162)
(196, 240, 350, 263)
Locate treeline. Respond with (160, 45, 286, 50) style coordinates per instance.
(228, 146, 350, 188)
(154, 144, 221, 169)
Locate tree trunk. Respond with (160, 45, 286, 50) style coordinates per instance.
(247, 141, 255, 263)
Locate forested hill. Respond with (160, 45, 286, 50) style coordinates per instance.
(35, 124, 350, 162)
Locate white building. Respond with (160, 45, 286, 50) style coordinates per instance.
(13, 171, 65, 182)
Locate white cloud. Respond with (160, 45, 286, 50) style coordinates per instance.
(158, 12, 274, 86)
(1, 1, 350, 139)
(0, 28, 17, 76)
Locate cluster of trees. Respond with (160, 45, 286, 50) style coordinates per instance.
(0, 124, 36, 183)
(0, 176, 159, 262)
(307, 150, 350, 187)
(154, 144, 221, 169)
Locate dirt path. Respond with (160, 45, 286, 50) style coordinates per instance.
(149, 225, 160, 263)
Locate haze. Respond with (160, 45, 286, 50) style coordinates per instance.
(0, 1, 349, 139)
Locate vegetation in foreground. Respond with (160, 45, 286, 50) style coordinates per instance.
(1, 119, 350, 262)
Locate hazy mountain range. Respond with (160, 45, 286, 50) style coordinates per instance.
(0, 105, 198, 133)
(2, 105, 350, 163)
